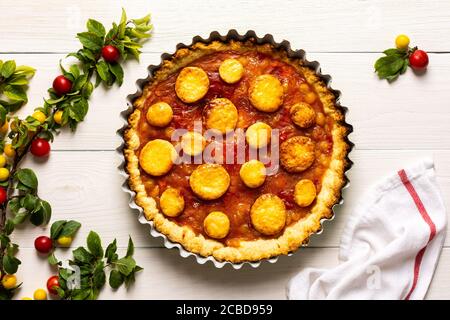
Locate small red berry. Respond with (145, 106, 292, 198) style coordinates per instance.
(30, 138, 51, 157)
(34, 236, 53, 254)
(102, 45, 120, 63)
(46, 275, 60, 295)
(0, 187, 6, 204)
(52, 75, 72, 96)
(409, 49, 429, 70)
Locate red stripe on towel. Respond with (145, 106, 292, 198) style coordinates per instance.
(398, 169, 436, 300)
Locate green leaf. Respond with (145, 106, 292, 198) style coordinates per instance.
(4, 219, 14, 235)
(14, 65, 36, 77)
(38, 199, 52, 225)
(383, 48, 407, 57)
(8, 198, 21, 215)
(48, 253, 59, 266)
(69, 64, 80, 78)
(2, 254, 21, 274)
(7, 75, 28, 86)
(3, 85, 27, 102)
(87, 231, 103, 258)
(60, 220, 81, 237)
(109, 269, 124, 289)
(22, 193, 38, 211)
(50, 220, 67, 239)
(76, 32, 104, 51)
(0, 105, 7, 125)
(72, 247, 94, 264)
(70, 98, 89, 122)
(132, 14, 151, 26)
(115, 256, 136, 276)
(1, 60, 16, 78)
(73, 74, 88, 91)
(126, 236, 134, 257)
(71, 288, 91, 300)
(105, 239, 118, 263)
(108, 62, 124, 86)
(12, 210, 29, 225)
(29, 210, 44, 226)
(95, 61, 111, 83)
(87, 19, 106, 38)
(82, 81, 94, 98)
(15, 168, 38, 190)
(93, 261, 106, 288)
(118, 8, 127, 38)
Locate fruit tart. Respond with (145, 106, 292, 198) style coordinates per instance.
(124, 35, 351, 263)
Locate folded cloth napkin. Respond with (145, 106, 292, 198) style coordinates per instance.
(287, 158, 447, 300)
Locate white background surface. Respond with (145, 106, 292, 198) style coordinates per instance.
(1, 0, 449, 299)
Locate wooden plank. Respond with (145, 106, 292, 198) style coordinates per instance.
(1, 53, 450, 150)
(10, 149, 450, 249)
(12, 247, 450, 299)
(1, 0, 450, 53)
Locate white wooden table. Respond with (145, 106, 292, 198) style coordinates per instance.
(1, 0, 449, 299)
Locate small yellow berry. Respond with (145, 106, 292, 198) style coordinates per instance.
(53, 110, 63, 125)
(32, 111, 47, 124)
(395, 34, 410, 51)
(0, 121, 8, 135)
(0, 155, 6, 167)
(33, 288, 47, 300)
(0, 168, 10, 181)
(1, 274, 17, 289)
(4, 144, 15, 158)
(57, 236, 73, 247)
(21, 297, 33, 300)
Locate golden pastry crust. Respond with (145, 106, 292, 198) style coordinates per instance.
(175, 67, 209, 103)
(250, 194, 287, 235)
(249, 74, 284, 112)
(189, 164, 230, 200)
(280, 136, 316, 173)
(124, 39, 351, 263)
(204, 98, 238, 134)
(204, 211, 231, 239)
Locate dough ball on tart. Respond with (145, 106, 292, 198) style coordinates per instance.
(294, 179, 317, 207)
(139, 139, 177, 176)
(280, 136, 315, 173)
(189, 164, 230, 200)
(160, 188, 185, 217)
(290, 102, 316, 128)
(219, 58, 244, 84)
(245, 122, 272, 149)
(146, 102, 173, 127)
(203, 211, 231, 239)
(181, 131, 206, 156)
(239, 159, 267, 188)
(249, 74, 284, 112)
(175, 66, 210, 103)
(204, 98, 238, 134)
(250, 194, 287, 236)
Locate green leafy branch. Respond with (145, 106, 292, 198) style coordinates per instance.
(0, 9, 151, 300)
(51, 228, 141, 300)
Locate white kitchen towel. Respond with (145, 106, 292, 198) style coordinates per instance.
(287, 158, 447, 300)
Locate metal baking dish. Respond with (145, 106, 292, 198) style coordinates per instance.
(117, 30, 354, 269)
